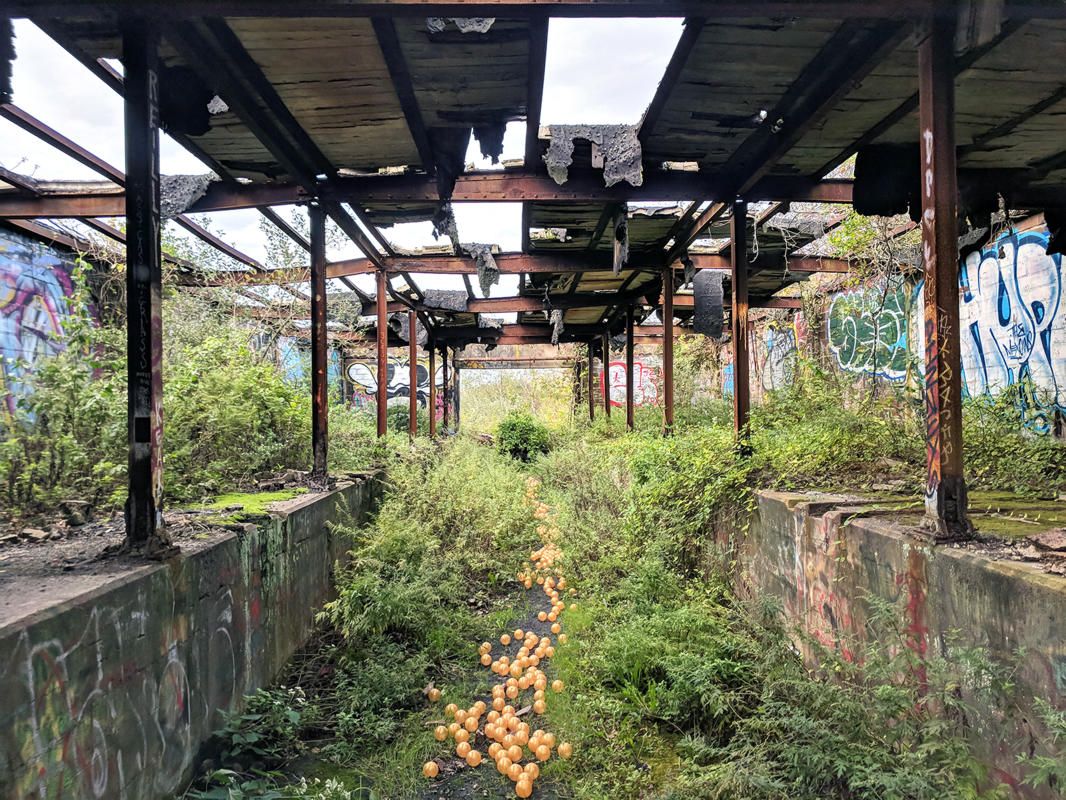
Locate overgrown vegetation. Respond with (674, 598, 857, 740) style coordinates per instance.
(188, 373, 1064, 797)
(497, 411, 552, 461)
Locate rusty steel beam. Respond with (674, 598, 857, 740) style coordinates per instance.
(123, 20, 165, 546)
(587, 342, 595, 422)
(428, 340, 437, 438)
(310, 204, 329, 477)
(442, 346, 450, 431)
(731, 200, 750, 442)
(525, 13, 549, 168)
(408, 311, 418, 438)
(601, 332, 611, 418)
(662, 264, 675, 435)
(0, 173, 855, 214)
(755, 297, 803, 309)
(626, 305, 635, 430)
(455, 357, 576, 369)
(376, 270, 389, 437)
(918, 17, 970, 540)
(18, 2, 1040, 19)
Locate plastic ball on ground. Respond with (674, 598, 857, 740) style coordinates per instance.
(422, 762, 439, 778)
(433, 725, 448, 741)
(516, 779, 533, 798)
(428, 687, 441, 702)
(456, 741, 471, 759)
(466, 749, 482, 767)
(558, 742, 573, 759)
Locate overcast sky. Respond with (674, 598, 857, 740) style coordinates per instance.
(2, 17, 683, 297)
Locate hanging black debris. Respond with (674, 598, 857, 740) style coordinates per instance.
(473, 121, 507, 164)
(543, 124, 643, 187)
(463, 243, 500, 297)
(550, 309, 565, 345)
(692, 270, 724, 339)
(1, 19, 14, 105)
(160, 65, 214, 136)
(1046, 207, 1065, 256)
(429, 126, 473, 200)
(432, 201, 462, 252)
(423, 289, 469, 312)
(681, 252, 696, 286)
(612, 207, 628, 275)
(853, 144, 919, 220)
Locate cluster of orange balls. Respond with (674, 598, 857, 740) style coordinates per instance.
(421, 476, 575, 798)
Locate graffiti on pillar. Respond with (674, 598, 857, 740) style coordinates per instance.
(826, 276, 917, 381)
(346, 358, 444, 409)
(602, 360, 661, 407)
(0, 230, 78, 419)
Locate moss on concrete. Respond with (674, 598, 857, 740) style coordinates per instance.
(968, 491, 1066, 539)
(200, 488, 308, 520)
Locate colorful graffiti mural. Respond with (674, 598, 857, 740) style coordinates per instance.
(956, 227, 1064, 432)
(826, 276, 916, 381)
(821, 223, 1063, 433)
(602, 360, 661, 407)
(0, 229, 77, 418)
(346, 358, 444, 409)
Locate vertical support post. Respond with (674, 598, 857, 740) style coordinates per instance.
(919, 17, 970, 539)
(601, 333, 611, 417)
(428, 339, 437, 438)
(310, 203, 329, 477)
(123, 20, 165, 546)
(572, 361, 583, 421)
(730, 200, 750, 442)
(376, 269, 388, 438)
(626, 305, 635, 431)
(587, 342, 595, 421)
(662, 265, 675, 435)
(454, 360, 461, 431)
(408, 310, 417, 439)
(442, 346, 450, 433)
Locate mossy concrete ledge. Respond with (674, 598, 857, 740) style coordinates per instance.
(0, 474, 382, 800)
(716, 490, 1066, 798)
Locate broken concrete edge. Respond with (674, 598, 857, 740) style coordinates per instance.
(543, 124, 644, 188)
(0, 474, 382, 639)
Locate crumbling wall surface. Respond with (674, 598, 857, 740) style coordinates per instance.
(716, 492, 1066, 798)
(0, 476, 382, 800)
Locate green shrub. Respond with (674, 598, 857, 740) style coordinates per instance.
(496, 411, 551, 461)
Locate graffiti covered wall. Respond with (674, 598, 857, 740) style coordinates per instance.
(0, 227, 80, 419)
(600, 359, 662, 407)
(345, 358, 453, 422)
(0, 477, 381, 800)
(823, 223, 1063, 431)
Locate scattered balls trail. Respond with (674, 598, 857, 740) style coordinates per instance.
(422, 476, 575, 798)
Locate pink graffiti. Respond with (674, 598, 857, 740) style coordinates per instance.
(602, 360, 660, 407)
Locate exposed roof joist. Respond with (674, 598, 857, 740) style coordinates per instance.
(15, 2, 1066, 19)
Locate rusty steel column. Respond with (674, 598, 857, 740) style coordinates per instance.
(376, 269, 388, 437)
(408, 310, 417, 439)
(919, 17, 970, 539)
(123, 20, 165, 546)
(731, 200, 750, 441)
(662, 266, 675, 435)
(587, 341, 595, 421)
(310, 203, 329, 477)
(442, 346, 450, 432)
(601, 333, 611, 417)
(626, 306, 635, 431)
(428, 339, 437, 438)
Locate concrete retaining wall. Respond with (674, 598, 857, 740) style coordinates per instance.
(719, 491, 1066, 797)
(0, 476, 381, 800)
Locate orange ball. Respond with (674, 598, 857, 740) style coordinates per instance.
(464, 716, 478, 733)
(508, 762, 523, 782)
(445, 703, 458, 718)
(466, 749, 483, 767)
(434, 725, 448, 741)
(524, 763, 540, 780)
(456, 741, 471, 759)
(500, 634, 512, 646)
(507, 745, 523, 762)
(516, 779, 533, 798)
(558, 742, 573, 759)
(423, 761, 439, 778)
(551, 623, 561, 634)
(428, 687, 441, 702)
(532, 699, 546, 714)
(535, 744, 551, 762)
(496, 755, 512, 775)
(552, 680, 564, 693)
(455, 709, 467, 725)
(481, 653, 492, 666)
(455, 728, 470, 744)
